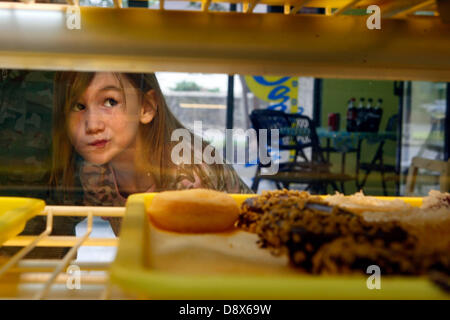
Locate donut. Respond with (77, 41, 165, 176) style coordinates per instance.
(147, 189, 240, 233)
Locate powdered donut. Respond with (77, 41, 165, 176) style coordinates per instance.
(148, 189, 240, 233)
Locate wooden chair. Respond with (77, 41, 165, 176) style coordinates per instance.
(405, 157, 450, 196)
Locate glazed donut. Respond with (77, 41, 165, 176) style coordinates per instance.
(148, 189, 240, 233)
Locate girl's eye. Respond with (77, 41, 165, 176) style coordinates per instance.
(72, 103, 86, 112)
(104, 98, 118, 108)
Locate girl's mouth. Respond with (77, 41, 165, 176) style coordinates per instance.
(89, 139, 109, 148)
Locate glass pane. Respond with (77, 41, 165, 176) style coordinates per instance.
(401, 81, 447, 196)
(1, 70, 447, 202)
(0, 70, 53, 199)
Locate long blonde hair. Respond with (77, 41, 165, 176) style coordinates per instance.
(49, 72, 215, 199)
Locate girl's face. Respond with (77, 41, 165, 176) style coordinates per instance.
(67, 72, 154, 165)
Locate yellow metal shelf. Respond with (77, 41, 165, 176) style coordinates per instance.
(1, 196, 448, 299)
(0, 205, 127, 299)
(0, 1, 449, 80)
(109, 193, 449, 300)
(9, 0, 442, 16)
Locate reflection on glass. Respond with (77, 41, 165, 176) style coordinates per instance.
(401, 81, 447, 196)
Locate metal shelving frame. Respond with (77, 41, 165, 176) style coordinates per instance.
(0, 0, 449, 81)
(0, 206, 129, 299)
(9, 0, 442, 16)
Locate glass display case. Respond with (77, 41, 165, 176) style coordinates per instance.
(0, 0, 448, 300)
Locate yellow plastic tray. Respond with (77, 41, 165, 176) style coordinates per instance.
(0, 197, 46, 247)
(109, 194, 449, 300)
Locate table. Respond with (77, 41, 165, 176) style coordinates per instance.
(279, 127, 398, 192)
(279, 126, 396, 159)
(316, 128, 397, 152)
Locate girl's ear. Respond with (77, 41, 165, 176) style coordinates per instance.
(140, 89, 157, 124)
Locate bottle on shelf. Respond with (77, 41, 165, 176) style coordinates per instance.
(346, 97, 357, 132)
(328, 113, 335, 131)
(366, 98, 376, 132)
(356, 97, 365, 131)
(374, 98, 383, 132)
(335, 112, 341, 131)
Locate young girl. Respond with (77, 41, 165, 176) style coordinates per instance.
(49, 72, 252, 235)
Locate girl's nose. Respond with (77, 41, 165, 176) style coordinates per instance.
(84, 109, 105, 134)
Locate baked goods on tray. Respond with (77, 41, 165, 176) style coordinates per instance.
(325, 191, 414, 213)
(148, 189, 240, 233)
(237, 190, 450, 277)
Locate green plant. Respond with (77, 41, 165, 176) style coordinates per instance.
(172, 81, 202, 91)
